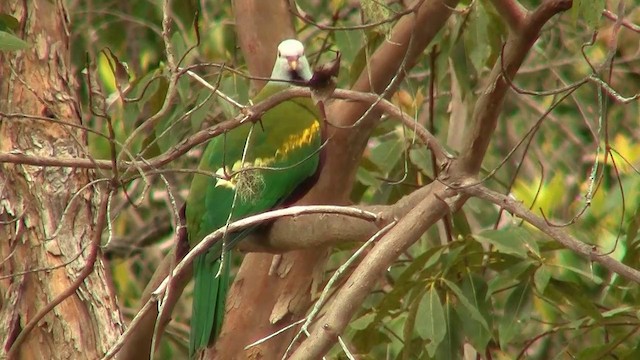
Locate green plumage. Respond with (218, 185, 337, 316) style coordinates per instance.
(185, 41, 320, 357)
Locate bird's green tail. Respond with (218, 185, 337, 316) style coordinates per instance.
(189, 252, 231, 358)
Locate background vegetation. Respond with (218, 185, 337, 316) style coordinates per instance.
(2, 0, 640, 359)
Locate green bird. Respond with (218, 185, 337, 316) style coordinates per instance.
(186, 39, 321, 357)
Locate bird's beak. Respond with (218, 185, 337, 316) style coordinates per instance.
(287, 57, 299, 71)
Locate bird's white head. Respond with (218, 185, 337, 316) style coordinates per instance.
(270, 39, 313, 83)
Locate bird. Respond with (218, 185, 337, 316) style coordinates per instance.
(185, 38, 322, 358)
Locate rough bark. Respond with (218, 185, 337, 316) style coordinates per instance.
(0, 1, 123, 359)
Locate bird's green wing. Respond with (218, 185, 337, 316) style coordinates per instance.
(186, 81, 321, 357)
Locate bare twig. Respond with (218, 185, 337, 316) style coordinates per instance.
(602, 8, 640, 33)
(457, 0, 573, 175)
(0, 87, 448, 171)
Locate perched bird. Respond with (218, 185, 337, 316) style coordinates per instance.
(186, 39, 322, 357)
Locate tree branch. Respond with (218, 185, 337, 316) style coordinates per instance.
(289, 180, 464, 359)
(0, 88, 446, 172)
(111, 181, 433, 359)
(489, 0, 527, 32)
(456, 0, 572, 175)
(216, 1, 462, 357)
(103, 205, 380, 359)
(233, 0, 295, 91)
(317, 0, 461, 197)
(289, 0, 575, 357)
(238, 184, 433, 252)
(464, 184, 640, 284)
(7, 189, 110, 357)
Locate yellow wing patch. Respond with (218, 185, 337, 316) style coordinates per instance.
(275, 121, 320, 158)
(214, 121, 320, 193)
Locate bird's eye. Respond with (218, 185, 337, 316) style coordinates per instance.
(278, 51, 281, 57)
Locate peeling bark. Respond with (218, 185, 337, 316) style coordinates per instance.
(0, 1, 123, 359)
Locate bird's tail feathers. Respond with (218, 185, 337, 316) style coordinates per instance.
(189, 253, 231, 358)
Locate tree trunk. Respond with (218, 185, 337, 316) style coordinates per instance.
(0, 1, 124, 359)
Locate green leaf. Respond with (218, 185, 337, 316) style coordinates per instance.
(601, 306, 633, 319)
(0, 30, 29, 51)
(346, 32, 383, 87)
(513, 173, 567, 217)
(551, 263, 603, 285)
(359, 0, 392, 36)
(442, 278, 490, 332)
(577, 340, 628, 360)
(534, 265, 551, 293)
(498, 281, 532, 348)
(439, 242, 469, 271)
(463, 2, 490, 73)
(369, 136, 405, 175)
(487, 258, 534, 291)
(450, 31, 474, 98)
(396, 246, 444, 286)
(434, 298, 464, 360)
(356, 166, 381, 187)
(416, 286, 446, 357)
(547, 279, 603, 321)
(408, 146, 433, 177)
(626, 206, 640, 246)
(452, 209, 472, 238)
(456, 274, 493, 353)
(477, 226, 539, 258)
(573, 0, 605, 30)
(350, 312, 376, 330)
(621, 338, 640, 360)
(189, 89, 216, 132)
(403, 288, 422, 360)
(0, 14, 20, 32)
(333, 28, 361, 87)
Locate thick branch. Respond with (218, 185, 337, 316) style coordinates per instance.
(112, 182, 432, 359)
(489, 0, 527, 32)
(289, 181, 463, 359)
(239, 184, 433, 252)
(456, 0, 573, 175)
(289, 1, 574, 357)
(215, 1, 462, 358)
(318, 0, 461, 197)
(103, 205, 380, 359)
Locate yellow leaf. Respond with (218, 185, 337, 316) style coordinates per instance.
(97, 52, 116, 94)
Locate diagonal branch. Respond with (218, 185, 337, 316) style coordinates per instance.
(456, 0, 573, 176)
(102, 205, 380, 360)
(489, 0, 527, 32)
(464, 184, 640, 284)
(290, 0, 575, 358)
(289, 180, 461, 359)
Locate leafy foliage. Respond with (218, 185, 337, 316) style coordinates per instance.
(0, 14, 29, 50)
(23, 0, 640, 358)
